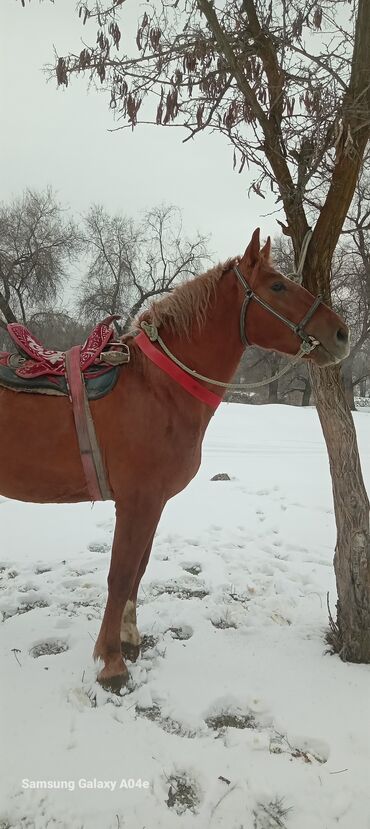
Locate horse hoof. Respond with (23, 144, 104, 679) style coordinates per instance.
(121, 641, 141, 662)
(97, 665, 129, 694)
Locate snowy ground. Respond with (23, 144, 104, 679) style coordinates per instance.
(1, 404, 369, 829)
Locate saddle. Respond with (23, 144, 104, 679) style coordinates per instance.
(0, 316, 129, 399)
(0, 317, 131, 503)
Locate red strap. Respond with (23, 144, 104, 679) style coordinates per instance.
(65, 346, 107, 502)
(135, 332, 222, 410)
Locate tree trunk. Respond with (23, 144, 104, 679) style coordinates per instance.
(268, 377, 279, 403)
(359, 377, 367, 397)
(301, 377, 311, 407)
(310, 363, 370, 661)
(0, 293, 17, 325)
(341, 355, 356, 411)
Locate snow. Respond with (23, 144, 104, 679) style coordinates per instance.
(1, 403, 370, 829)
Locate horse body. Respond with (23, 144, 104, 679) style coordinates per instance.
(0, 230, 350, 691)
(0, 343, 208, 503)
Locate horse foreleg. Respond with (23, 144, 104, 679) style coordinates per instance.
(94, 499, 162, 693)
(120, 599, 141, 662)
(120, 532, 155, 663)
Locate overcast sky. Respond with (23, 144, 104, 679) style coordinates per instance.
(1, 0, 279, 275)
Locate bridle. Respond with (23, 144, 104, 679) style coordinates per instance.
(136, 259, 326, 402)
(233, 263, 322, 355)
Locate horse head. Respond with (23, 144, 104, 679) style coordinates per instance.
(236, 229, 349, 366)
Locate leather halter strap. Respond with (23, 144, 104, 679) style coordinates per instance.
(233, 264, 322, 354)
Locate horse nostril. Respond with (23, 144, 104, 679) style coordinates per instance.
(336, 327, 348, 343)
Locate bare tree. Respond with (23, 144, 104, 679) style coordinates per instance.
(37, 1, 370, 659)
(230, 336, 313, 406)
(0, 188, 80, 329)
(29, 309, 89, 350)
(80, 203, 209, 330)
(334, 155, 370, 408)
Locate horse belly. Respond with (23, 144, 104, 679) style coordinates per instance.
(0, 389, 87, 503)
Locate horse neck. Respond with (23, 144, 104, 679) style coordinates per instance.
(161, 268, 246, 389)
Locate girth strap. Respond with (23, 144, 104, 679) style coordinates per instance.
(65, 346, 111, 502)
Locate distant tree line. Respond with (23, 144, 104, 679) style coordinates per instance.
(0, 188, 209, 347)
(1, 185, 369, 408)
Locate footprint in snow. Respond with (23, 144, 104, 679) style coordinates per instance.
(166, 624, 193, 640)
(210, 615, 238, 630)
(181, 562, 202, 575)
(2, 597, 49, 620)
(87, 542, 110, 554)
(136, 704, 199, 738)
(206, 710, 258, 731)
(29, 639, 69, 658)
(269, 732, 329, 764)
(205, 698, 273, 733)
(147, 579, 208, 600)
(165, 771, 202, 814)
(1, 567, 18, 579)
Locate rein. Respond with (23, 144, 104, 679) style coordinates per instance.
(138, 319, 314, 393)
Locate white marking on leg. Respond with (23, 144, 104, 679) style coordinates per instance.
(120, 599, 141, 646)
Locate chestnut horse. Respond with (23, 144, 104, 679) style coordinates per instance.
(0, 229, 349, 691)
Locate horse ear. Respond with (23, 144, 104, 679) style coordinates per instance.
(260, 236, 271, 261)
(242, 227, 261, 268)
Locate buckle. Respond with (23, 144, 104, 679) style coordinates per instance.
(299, 338, 319, 355)
(100, 343, 130, 365)
(300, 341, 313, 354)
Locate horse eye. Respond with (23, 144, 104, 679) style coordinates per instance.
(271, 282, 286, 292)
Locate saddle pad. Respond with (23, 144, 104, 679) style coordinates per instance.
(0, 360, 120, 400)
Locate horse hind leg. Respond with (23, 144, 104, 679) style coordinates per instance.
(93, 497, 163, 693)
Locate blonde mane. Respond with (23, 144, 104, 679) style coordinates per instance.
(136, 258, 238, 337)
